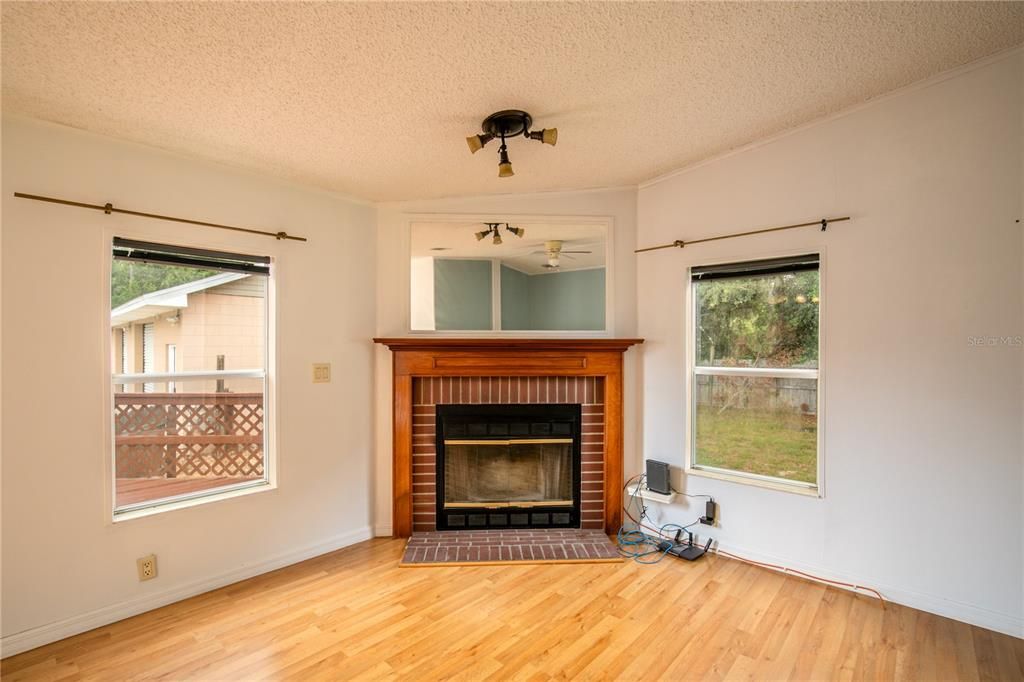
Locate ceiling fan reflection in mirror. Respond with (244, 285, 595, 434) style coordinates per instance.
(534, 240, 592, 269)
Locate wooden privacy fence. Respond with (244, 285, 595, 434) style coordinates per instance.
(695, 376, 818, 415)
(114, 392, 264, 479)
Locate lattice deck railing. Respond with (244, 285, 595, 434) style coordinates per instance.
(114, 392, 264, 479)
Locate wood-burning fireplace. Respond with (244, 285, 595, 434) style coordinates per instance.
(374, 337, 643, 537)
(436, 404, 581, 530)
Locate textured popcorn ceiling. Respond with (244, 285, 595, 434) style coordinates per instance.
(2, 2, 1022, 202)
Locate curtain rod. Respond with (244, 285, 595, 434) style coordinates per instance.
(13, 192, 307, 242)
(635, 216, 850, 253)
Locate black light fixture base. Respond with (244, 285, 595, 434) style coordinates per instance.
(482, 110, 533, 138)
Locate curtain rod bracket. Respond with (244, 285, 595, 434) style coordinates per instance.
(674, 240, 685, 248)
(820, 218, 827, 231)
(104, 202, 113, 215)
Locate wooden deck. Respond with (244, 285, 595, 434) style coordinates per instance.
(116, 477, 261, 507)
(2, 537, 1021, 680)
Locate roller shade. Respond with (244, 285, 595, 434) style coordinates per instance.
(692, 253, 819, 282)
(113, 238, 270, 276)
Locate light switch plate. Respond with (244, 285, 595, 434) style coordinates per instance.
(312, 363, 331, 383)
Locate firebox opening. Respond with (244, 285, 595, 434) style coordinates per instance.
(436, 404, 582, 530)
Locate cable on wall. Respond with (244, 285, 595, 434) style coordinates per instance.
(13, 192, 307, 242)
(618, 473, 886, 607)
(635, 216, 850, 254)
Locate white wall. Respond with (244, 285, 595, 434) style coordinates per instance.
(1, 117, 378, 653)
(409, 256, 436, 330)
(636, 52, 1024, 637)
(373, 188, 638, 534)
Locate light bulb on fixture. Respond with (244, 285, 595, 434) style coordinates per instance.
(493, 231, 503, 245)
(475, 229, 490, 241)
(466, 133, 494, 154)
(506, 225, 525, 238)
(527, 128, 558, 146)
(497, 144, 514, 178)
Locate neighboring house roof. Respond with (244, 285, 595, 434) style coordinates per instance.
(111, 272, 248, 326)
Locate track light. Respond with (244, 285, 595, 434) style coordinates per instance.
(466, 133, 494, 154)
(475, 222, 520, 246)
(466, 109, 557, 178)
(527, 128, 558, 146)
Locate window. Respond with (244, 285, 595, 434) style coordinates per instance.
(689, 254, 820, 490)
(141, 323, 154, 392)
(116, 328, 128, 392)
(110, 238, 271, 515)
(166, 344, 177, 393)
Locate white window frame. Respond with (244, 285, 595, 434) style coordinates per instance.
(109, 238, 274, 520)
(685, 254, 824, 497)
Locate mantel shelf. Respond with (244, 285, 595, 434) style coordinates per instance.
(373, 337, 644, 353)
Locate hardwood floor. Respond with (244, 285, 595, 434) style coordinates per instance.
(2, 538, 1022, 680)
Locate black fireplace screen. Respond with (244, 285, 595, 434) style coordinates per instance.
(436, 404, 581, 530)
(444, 439, 574, 507)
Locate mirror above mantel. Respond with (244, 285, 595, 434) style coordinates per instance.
(410, 219, 610, 332)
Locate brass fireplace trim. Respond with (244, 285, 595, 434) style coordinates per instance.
(443, 438, 573, 446)
(444, 500, 574, 509)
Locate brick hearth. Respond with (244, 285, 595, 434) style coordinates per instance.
(411, 376, 605, 533)
(400, 529, 621, 565)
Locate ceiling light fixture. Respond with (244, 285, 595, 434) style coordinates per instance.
(476, 222, 525, 245)
(466, 110, 557, 178)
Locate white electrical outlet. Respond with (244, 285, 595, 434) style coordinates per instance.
(312, 363, 331, 383)
(137, 554, 157, 581)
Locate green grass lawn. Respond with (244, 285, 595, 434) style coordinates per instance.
(694, 408, 817, 484)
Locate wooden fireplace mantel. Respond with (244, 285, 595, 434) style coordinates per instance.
(374, 338, 644, 353)
(375, 337, 643, 537)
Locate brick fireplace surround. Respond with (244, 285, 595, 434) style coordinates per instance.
(374, 338, 643, 537)
(413, 376, 605, 532)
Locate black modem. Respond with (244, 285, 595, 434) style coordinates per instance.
(645, 459, 671, 495)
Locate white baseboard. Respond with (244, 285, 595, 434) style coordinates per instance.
(713, 540, 1024, 640)
(0, 525, 373, 658)
(374, 524, 393, 537)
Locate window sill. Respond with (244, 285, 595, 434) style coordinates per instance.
(685, 467, 821, 498)
(112, 479, 274, 523)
